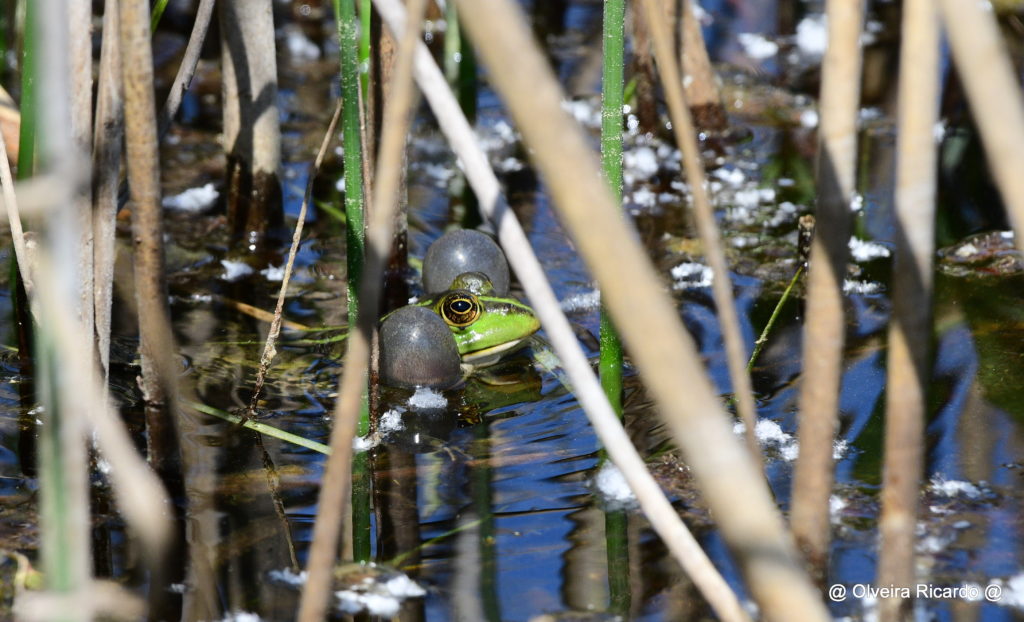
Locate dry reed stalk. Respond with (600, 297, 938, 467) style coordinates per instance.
(246, 101, 343, 418)
(93, 0, 124, 379)
(295, 1, 429, 620)
(219, 0, 282, 239)
(157, 0, 215, 138)
(679, 0, 726, 130)
(120, 0, 176, 406)
(639, 0, 761, 473)
(876, 1, 939, 618)
(70, 0, 94, 352)
(629, 0, 659, 132)
(790, 0, 863, 584)
(446, 0, 828, 618)
(0, 118, 34, 305)
(0, 85, 19, 165)
(937, 0, 1024, 250)
(373, 1, 748, 618)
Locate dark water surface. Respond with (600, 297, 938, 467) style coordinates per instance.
(2, 1, 1024, 620)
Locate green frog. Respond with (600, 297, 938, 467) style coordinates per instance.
(411, 271, 540, 367)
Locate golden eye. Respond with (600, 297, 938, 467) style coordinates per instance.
(439, 292, 481, 327)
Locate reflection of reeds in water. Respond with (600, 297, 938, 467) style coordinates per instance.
(8, 0, 1024, 620)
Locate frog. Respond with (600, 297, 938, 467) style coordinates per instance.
(409, 271, 540, 368)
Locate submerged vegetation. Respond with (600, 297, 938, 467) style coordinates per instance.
(1, 0, 1024, 620)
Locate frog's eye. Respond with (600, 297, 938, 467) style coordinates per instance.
(439, 292, 481, 327)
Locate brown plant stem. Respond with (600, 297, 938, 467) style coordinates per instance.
(639, 0, 761, 474)
(220, 0, 283, 243)
(70, 0, 94, 357)
(678, 0, 726, 130)
(629, 0, 658, 133)
(876, 0, 939, 618)
(120, 0, 175, 407)
(157, 0, 216, 138)
(790, 0, 863, 586)
(93, 0, 124, 379)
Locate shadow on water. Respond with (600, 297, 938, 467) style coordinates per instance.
(2, 1, 1024, 620)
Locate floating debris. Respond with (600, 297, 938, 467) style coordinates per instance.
(268, 568, 307, 586)
(843, 279, 883, 295)
(738, 33, 779, 60)
(408, 387, 447, 410)
(848, 237, 891, 262)
(795, 14, 828, 58)
(221, 259, 254, 282)
(671, 262, 714, 289)
(593, 462, 638, 510)
(334, 563, 426, 617)
(163, 182, 219, 213)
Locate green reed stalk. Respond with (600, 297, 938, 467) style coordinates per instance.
(334, 0, 370, 563)
(605, 509, 630, 614)
(445, 2, 477, 123)
(472, 423, 501, 621)
(191, 401, 332, 454)
(600, 1, 630, 613)
(359, 0, 370, 96)
(336, 0, 366, 328)
(0, 5, 7, 84)
(150, 0, 169, 32)
(351, 451, 371, 561)
(747, 265, 803, 372)
(444, 1, 481, 228)
(599, 0, 625, 418)
(17, 0, 35, 179)
(36, 336, 81, 615)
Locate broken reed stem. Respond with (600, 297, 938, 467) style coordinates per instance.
(453, 0, 827, 618)
(628, 1, 658, 133)
(93, 0, 124, 380)
(937, 0, 1024, 250)
(246, 100, 343, 419)
(156, 0, 215, 138)
(373, 0, 750, 619)
(599, 0, 625, 418)
(121, 0, 176, 406)
(791, 0, 863, 585)
(639, 0, 761, 471)
(678, 0, 726, 130)
(295, 2, 428, 620)
(876, 1, 939, 619)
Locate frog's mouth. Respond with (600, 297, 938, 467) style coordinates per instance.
(461, 336, 530, 366)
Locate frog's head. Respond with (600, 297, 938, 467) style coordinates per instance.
(426, 274, 540, 365)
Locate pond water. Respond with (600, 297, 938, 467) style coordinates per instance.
(2, 0, 1024, 620)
